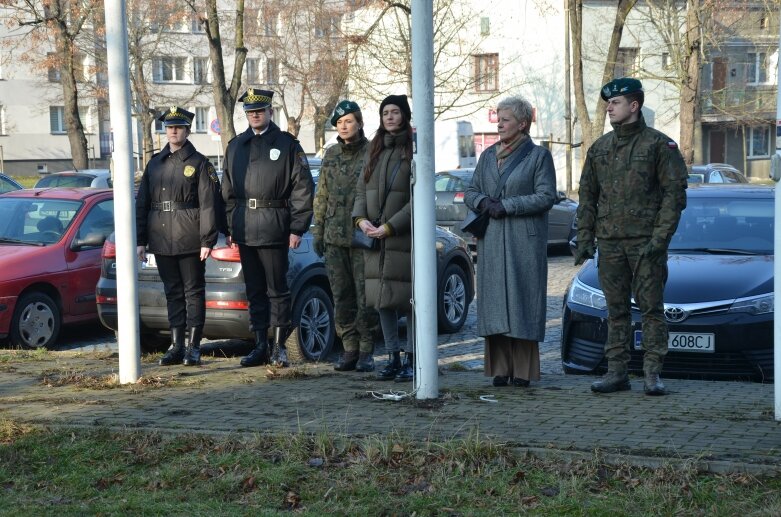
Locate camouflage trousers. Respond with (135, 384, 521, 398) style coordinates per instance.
(323, 245, 375, 353)
(597, 237, 668, 374)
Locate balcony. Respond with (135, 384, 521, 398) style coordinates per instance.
(701, 87, 777, 122)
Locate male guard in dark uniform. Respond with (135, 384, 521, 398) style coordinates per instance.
(136, 106, 220, 366)
(575, 78, 688, 396)
(222, 89, 314, 367)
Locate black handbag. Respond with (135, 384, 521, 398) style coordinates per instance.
(351, 227, 379, 250)
(352, 159, 403, 250)
(460, 210, 489, 238)
(461, 139, 535, 238)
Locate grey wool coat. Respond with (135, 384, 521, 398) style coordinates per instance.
(352, 134, 412, 311)
(464, 139, 557, 342)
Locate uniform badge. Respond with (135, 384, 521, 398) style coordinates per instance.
(270, 149, 281, 161)
(183, 165, 196, 177)
(667, 141, 678, 149)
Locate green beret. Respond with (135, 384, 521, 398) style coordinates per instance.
(600, 77, 643, 101)
(331, 100, 361, 127)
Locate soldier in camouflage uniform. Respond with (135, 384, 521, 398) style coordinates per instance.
(313, 100, 376, 372)
(575, 78, 688, 396)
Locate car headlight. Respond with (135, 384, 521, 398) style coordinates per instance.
(728, 293, 773, 315)
(569, 278, 607, 310)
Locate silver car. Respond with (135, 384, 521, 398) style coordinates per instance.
(34, 169, 112, 189)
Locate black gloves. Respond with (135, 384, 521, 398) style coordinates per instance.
(487, 198, 507, 219)
(313, 237, 324, 257)
(574, 241, 596, 266)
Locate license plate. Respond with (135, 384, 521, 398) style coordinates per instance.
(142, 253, 157, 268)
(634, 331, 715, 353)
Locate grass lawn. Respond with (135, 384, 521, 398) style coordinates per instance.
(1, 420, 779, 515)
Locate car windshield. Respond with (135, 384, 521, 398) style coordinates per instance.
(35, 174, 93, 188)
(669, 195, 773, 254)
(0, 198, 81, 245)
(435, 171, 473, 192)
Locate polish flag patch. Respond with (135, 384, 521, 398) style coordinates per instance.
(667, 141, 678, 149)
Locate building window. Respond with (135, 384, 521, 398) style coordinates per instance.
(193, 57, 208, 84)
(152, 57, 186, 82)
(246, 58, 260, 83)
(154, 107, 166, 133)
(480, 17, 490, 36)
(266, 58, 279, 84)
(661, 52, 671, 70)
(760, 16, 769, 30)
(315, 15, 340, 38)
(191, 14, 204, 33)
(474, 53, 498, 92)
(50, 106, 88, 134)
(747, 52, 769, 84)
(262, 9, 277, 37)
(614, 47, 639, 78)
(745, 126, 770, 158)
(48, 52, 61, 82)
(195, 107, 209, 133)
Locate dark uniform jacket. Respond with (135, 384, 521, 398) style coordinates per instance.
(576, 114, 688, 245)
(136, 140, 220, 256)
(312, 135, 368, 248)
(222, 122, 314, 247)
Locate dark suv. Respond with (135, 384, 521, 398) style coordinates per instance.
(96, 229, 474, 362)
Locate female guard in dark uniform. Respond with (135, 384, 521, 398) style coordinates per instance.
(136, 107, 220, 366)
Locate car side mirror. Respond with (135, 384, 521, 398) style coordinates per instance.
(71, 232, 107, 250)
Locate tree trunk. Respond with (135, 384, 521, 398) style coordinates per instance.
(678, 0, 702, 165)
(571, 0, 636, 153)
(202, 0, 247, 150)
(53, 22, 89, 169)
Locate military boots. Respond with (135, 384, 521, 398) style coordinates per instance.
(590, 370, 631, 393)
(241, 329, 270, 367)
(355, 352, 375, 372)
(159, 327, 186, 366)
(377, 352, 402, 381)
(334, 350, 359, 371)
(643, 372, 667, 396)
(183, 327, 204, 366)
(270, 327, 290, 367)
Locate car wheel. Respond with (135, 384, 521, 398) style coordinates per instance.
(10, 292, 61, 349)
(438, 263, 469, 333)
(289, 284, 335, 362)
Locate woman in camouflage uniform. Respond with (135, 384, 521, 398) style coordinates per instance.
(313, 101, 376, 372)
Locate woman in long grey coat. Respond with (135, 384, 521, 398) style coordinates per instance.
(352, 94, 414, 383)
(464, 96, 557, 387)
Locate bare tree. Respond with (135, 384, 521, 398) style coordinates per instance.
(346, 0, 501, 120)
(570, 0, 637, 152)
(1, 0, 101, 169)
(186, 0, 248, 149)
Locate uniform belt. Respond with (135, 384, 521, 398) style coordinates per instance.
(240, 198, 288, 209)
(151, 201, 199, 212)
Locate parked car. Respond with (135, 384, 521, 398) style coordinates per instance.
(0, 188, 115, 348)
(0, 174, 23, 194)
(96, 226, 475, 361)
(688, 163, 747, 184)
(434, 168, 578, 257)
(561, 184, 774, 382)
(35, 169, 112, 189)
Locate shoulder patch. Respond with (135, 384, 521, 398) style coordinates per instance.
(298, 151, 310, 169)
(206, 163, 219, 184)
(667, 141, 678, 149)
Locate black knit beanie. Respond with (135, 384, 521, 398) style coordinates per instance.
(379, 94, 411, 122)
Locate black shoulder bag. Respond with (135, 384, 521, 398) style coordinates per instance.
(352, 160, 403, 250)
(460, 140, 535, 238)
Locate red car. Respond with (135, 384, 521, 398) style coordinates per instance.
(0, 188, 114, 348)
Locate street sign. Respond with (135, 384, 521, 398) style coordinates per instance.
(210, 118, 221, 135)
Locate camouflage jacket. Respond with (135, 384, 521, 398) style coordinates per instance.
(576, 114, 688, 244)
(313, 136, 369, 247)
